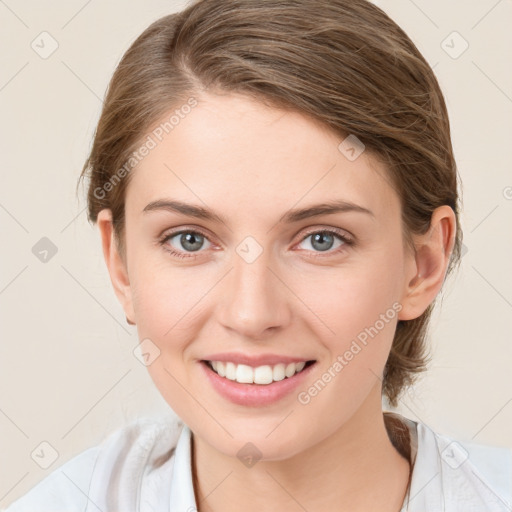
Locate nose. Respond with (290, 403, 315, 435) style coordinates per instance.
(216, 249, 292, 340)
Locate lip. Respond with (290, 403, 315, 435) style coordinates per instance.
(201, 352, 311, 367)
(200, 359, 316, 407)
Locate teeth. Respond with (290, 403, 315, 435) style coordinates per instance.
(236, 364, 254, 384)
(208, 360, 309, 385)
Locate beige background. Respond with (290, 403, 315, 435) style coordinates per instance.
(1, 0, 511, 506)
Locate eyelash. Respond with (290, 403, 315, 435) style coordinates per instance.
(158, 227, 355, 260)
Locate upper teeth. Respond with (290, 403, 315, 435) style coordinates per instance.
(210, 361, 307, 385)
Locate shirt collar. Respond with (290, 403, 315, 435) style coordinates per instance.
(168, 424, 197, 512)
(169, 415, 509, 512)
(170, 419, 428, 512)
(398, 416, 444, 511)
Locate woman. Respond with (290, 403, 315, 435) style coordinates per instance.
(5, 0, 511, 511)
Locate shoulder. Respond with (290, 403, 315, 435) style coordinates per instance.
(3, 415, 184, 512)
(415, 421, 512, 511)
(2, 445, 100, 512)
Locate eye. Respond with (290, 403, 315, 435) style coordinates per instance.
(159, 229, 212, 259)
(159, 227, 354, 260)
(296, 228, 353, 255)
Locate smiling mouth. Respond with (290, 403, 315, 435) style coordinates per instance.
(202, 360, 316, 385)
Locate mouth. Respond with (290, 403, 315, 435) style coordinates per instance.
(202, 359, 316, 385)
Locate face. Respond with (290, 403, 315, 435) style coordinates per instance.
(107, 91, 421, 460)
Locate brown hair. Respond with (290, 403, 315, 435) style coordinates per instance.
(77, 0, 462, 407)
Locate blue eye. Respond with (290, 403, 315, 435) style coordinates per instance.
(160, 230, 211, 259)
(299, 231, 344, 252)
(159, 227, 354, 260)
(294, 228, 355, 258)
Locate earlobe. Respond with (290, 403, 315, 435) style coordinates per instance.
(97, 209, 136, 325)
(398, 205, 456, 321)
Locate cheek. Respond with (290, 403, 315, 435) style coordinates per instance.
(128, 252, 216, 392)
(128, 260, 205, 422)
(287, 249, 405, 409)
(292, 271, 401, 430)
(292, 251, 404, 345)
(128, 244, 204, 337)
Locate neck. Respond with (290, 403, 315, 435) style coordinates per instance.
(191, 383, 411, 512)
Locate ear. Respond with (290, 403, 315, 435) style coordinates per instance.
(97, 209, 136, 325)
(398, 205, 456, 321)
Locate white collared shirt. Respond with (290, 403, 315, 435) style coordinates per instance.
(4, 413, 511, 512)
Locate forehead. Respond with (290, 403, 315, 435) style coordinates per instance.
(125, 92, 399, 225)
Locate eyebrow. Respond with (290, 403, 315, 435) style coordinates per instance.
(142, 199, 374, 224)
